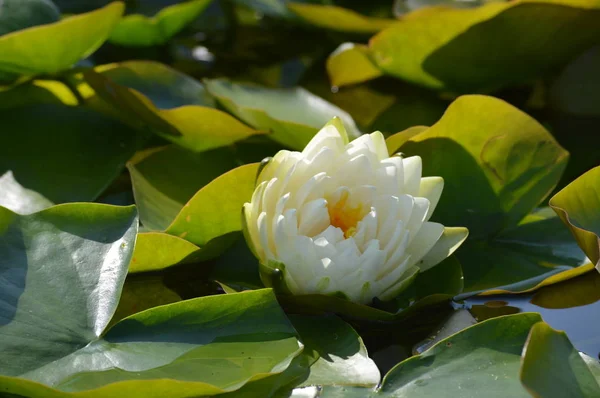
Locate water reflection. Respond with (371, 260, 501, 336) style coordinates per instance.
(465, 271, 600, 360)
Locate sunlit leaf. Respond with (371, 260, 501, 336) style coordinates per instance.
(326, 43, 383, 87)
(205, 78, 361, 150)
(0, 171, 53, 214)
(109, 0, 212, 47)
(0, 2, 124, 79)
(520, 322, 600, 397)
(288, 3, 395, 34)
(333, 0, 600, 92)
(550, 165, 600, 269)
(83, 61, 263, 152)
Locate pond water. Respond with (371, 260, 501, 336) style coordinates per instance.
(465, 270, 600, 360)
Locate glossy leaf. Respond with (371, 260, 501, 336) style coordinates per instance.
(0, 289, 303, 397)
(335, 0, 600, 92)
(0, 171, 53, 214)
(166, 163, 260, 246)
(109, 0, 212, 47)
(385, 125, 428, 155)
(205, 78, 361, 150)
(289, 315, 380, 388)
(0, 104, 143, 204)
(326, 43, 383, 87)
(129, 232, 202, 273)
(391, 95, 584, 294)
(84, 61, 262, 152)
(288, 4, 395, 34)
(520, 322, 600, 397)
(293, 313, 543, 397)
(0, 203, 138, 376)
(0, 2, 124, 78)
(128, 145, 240, 231)
(550, 166, 600, 269)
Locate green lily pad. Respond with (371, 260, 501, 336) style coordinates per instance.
(0, 171, 53, 214)
(287, 3, 395, 34)
(520, 322, 600, 397)
(390, 95, 588, 294)
(109, 0, 212, 47)
(332, 0, 600, 92)
(326, 43, 383, 87)
(0, 2, 124, 79)
(0, 0, 60, 37)
(83, 61, 263, 152)
(550, 165, 600, 269)
(204, 78, 361, 150)
(1, 287, 302, 397)
(288, 314, 380, 389)
(218, 314, 379, 397)
(129, 232, 202, 273)
(289, 313, 544, 397)
(166, 163, 260, 247)
(0, 104, 144, 204)
(0, 203, 138, 377)
(128, 145, 241, 231)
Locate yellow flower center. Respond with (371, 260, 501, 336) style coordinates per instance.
(327, 191, 366, 238)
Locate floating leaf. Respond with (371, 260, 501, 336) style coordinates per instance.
(83, 61, 262, 152)
(326, 43, 383, 87)
(109, 0, 212, 47)
(128, 145, 241, 231)
(390, 95, 590, 294)
(166, 163, 259, 247)
(0, 104, 144, 204)
(129, 232, 202, 273)
(520, 322, 600, 397)
(1, 283, 302, 397)
(550, 166, 600, 270)
(290, 314, 380, 388)
(332, 0, 600, 92)
(205, 78, 361, 150)
(0, 2, 124, 79)
(292, 313, 543, 397)
(0, 171, 53, 214)
(0, 203, 138, 377)
(288, 3, 395, 34)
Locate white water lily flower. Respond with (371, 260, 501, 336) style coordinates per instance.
(243, 118, 468, 304)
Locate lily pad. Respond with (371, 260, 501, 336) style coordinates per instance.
(520, 322, 600, 397)
(289, 313, 543, 397)
(129, 232, 202, 273)
(204, 78, 361, 150)
(287, 3, 395, 34)
(128, 145, 241, 231)
(0, 171, 53, 214)
(390, 95, 591, 294)
(331, 0, 600, 92)
(0, 2, 124, 79)
(83, 61, 262, 152)
(326, 43, 383, 87)
(109, 0, 212, 47)
(550, 165, 600, 269)
(0, 104, 144, 204)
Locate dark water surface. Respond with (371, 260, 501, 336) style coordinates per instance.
(465, 270, 600, 359)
